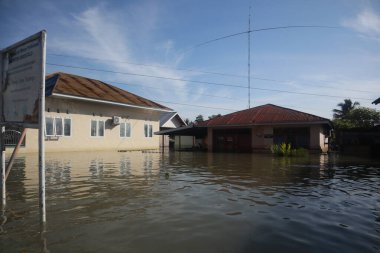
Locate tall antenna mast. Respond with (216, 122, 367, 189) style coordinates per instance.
(248, 4, 251, 108)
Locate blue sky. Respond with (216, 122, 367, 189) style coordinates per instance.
(1, 0, 380, 120)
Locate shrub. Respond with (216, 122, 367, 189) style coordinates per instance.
(271, 143, 308, 157)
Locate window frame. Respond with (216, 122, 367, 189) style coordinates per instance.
(45, 117, 55, 137)
(63, 118, 72, 137)
(55, 117, 63, 137)
(144, 123, 153, 138)
(45, 116, 72, 137)
(98, 120, 105, 137)
(90, 119, 105, 138)
(120, 121, 132, 138)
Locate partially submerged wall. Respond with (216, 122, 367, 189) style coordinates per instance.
(8, 97, 161, 153)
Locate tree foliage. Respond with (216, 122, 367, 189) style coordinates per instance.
(208, 114, 221, 120)
(333, 99, 360, 119)
(333, 107, 380, 129)
(195, 114, 204, 123)
(184, 118, 192, 125)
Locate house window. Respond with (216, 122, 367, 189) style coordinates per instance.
(98, 121, 105, 136)
(64, 119, 71, 136)
(55, 118, 63, 136)
(144, 123, 153, 138)
(46, 117, 54, 136)
(120, 122, 131, 138)
(91, 120, 105, 137)
(45, 117, 71, 137)
(91, 120, 97, 136)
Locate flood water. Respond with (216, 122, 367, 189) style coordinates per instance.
(1, 151, 379, 253)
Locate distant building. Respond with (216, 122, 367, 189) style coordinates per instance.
(156, 104, 332, 153)
(7, 72, 173, 153)
(159, 112, 186, 147)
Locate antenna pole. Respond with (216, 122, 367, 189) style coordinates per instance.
(248, 5, 251, 108)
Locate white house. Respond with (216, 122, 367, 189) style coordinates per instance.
(159, 112, 186, 148)
(6, 72, 173, 153)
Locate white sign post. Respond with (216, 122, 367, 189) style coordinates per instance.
(0, 30, 47, 222)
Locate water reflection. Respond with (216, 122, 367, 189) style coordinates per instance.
(6, 157, 27, 202)
(40, 223, 50, 253)
(119, 156, 131, 176)
(1, 151, 379, 253)
(0, 206, 7, 234)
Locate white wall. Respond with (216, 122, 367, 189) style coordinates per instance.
(12, 97, 162, 153)
(174, 136, 193, 149)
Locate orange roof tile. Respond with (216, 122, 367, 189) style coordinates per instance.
(198, 104, 330, 126)
(46, 72, 172, 111)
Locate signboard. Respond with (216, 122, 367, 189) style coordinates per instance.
(0, 31, 46, 128)
(0, 30, 47, 223)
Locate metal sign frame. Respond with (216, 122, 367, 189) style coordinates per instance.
(0, 31, 46, 128)
(0, 30, 46, 222)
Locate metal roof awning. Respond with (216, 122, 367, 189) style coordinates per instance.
(155, 125, 207, 137)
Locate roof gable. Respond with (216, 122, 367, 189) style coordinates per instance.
(160, 112, 186, 128)
(46, 72, 171, 111)
(198, 104, 330, 127)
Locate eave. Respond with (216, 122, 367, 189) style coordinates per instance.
(51, 93, 174, 113)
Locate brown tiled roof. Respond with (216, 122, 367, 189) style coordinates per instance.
(198, 104, 330, 127)
(46, 72, 172, 111)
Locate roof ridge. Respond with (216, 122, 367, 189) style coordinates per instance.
(46, 72, 172, 111)
(199, 103, 330, 127)
(201, 103, 269, 125)
(265, 103, 329, 121)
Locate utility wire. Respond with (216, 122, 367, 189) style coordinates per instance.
(47, 53, 373, 94)
(103, 80, 344, 111)
(47, 62, 374, 101)
(107, 80, 235, 100)
(150, 100, 237, 111)
(185, 25, 341, 52)
(48, 53, 244, 78)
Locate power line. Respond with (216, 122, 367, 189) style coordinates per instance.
(150, 100, 237, 111)
(185, 25, 341, 52)
(47, 62, 374, 101)
(107, 80, 236, 100)
(184, 31, 248, 52)
(47, 53, 245, 78)
(47, 53, 373, 93)
(148, 100, 321, 114)
(182, 23, 342, 108)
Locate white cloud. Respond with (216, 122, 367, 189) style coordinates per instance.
(343, 9, 380, 40)
(48, 3, 194, 107)
(74, 6, 131, 60)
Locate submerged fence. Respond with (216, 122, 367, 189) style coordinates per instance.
(4, 127, 25, 147)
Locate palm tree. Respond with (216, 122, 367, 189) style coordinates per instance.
(333, 99, 360, 119)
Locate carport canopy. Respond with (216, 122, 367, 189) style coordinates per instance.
(155, 125, 207, 137)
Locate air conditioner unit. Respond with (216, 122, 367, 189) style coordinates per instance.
(113, 116, 121, 125)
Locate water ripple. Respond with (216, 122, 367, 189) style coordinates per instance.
(2, 152, 380, 253)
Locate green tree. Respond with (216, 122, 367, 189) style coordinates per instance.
(333, 99, 360, 119)
(195, 114, 204, 123)
(184, 118, 192, 125)
(208, 114, 221, 120)
(333, 107, 380, 129)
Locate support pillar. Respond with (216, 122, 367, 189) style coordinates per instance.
(1, 126, 5, 208)
(39, 31, 47, 223)
(207, 128, 213, 152)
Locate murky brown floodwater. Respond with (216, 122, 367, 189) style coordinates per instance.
(0, 151, 379, 253)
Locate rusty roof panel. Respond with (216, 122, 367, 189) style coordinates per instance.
(46, 72, 171, 110)
(198, 104, 329, 127)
